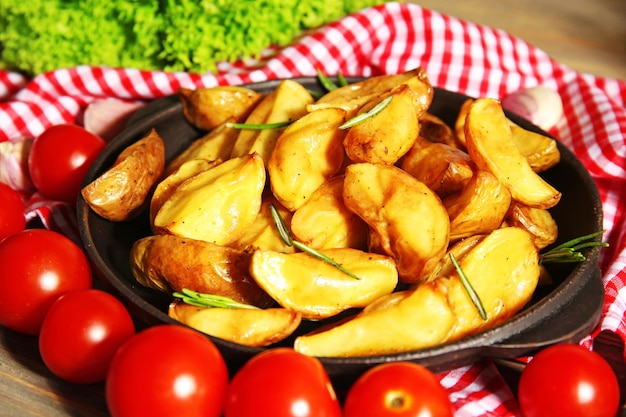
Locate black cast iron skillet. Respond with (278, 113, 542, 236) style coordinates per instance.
(77, 77, 604, 388)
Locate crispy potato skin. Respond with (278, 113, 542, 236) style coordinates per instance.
(169, 301, 301, 347)
(179, 86, 264, 131)
(343, 85, 419, 165)
(400, 137, 475, 198)
(343, 163, 450, 283)
(268, 107, 346, 211)
(465, 98, 561, 209)
(230, 80, 314, 165)
(249, 248, 398, 320)
(294, 227, 540, 356)
(506, 202, 558, 249)
(153, 153, 266, 245)
(291, 176, 369, 250)
(443, 170, 512, 241)
(82, 128, 165, 222)
(130, 234, 274, 308)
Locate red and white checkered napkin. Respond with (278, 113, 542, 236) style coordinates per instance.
(1, 3, 625, 415)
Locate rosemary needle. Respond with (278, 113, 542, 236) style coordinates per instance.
(450, 252, 488, 321)
(317, 69, 338, 91)
(227, 120, 293, 130)
(339, 96, 393, 129)
(269, 203, 360, 280)
(173, 288, 258, 309)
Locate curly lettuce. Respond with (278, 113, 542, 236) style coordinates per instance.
(0, 0, 387, 75)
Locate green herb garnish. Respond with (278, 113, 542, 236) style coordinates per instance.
(338, 96, 393, 129)
(450, 252, 488, 321)
(269, 203, 360, 280)
(226, 120, 293, 130)
(540, 230, 608, 264)
(317, 69, 338, 91)
(173, 288, 258, 309)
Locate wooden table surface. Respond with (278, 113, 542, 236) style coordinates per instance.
(1, 1, 625, 416)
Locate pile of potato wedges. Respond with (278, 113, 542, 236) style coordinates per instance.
(82, 67, 563, 356)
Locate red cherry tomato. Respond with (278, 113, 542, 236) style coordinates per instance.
(39, 289, 135, 384)
(106, 324, 229, 417)
(224, 347, 342, 417)
(28, 124, 105, 203)
(343, 362, 454, 417)
(0, 182, 25, 241)
(518, 343, 620, 417)
(0, 229, 92, 335)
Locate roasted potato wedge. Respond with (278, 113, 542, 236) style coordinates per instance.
(506, 202, 558, 249)
(249, 248, 398, 320)
(343, 163, 450, 283)
(400, 139, 475, 198)
(291, 176, 369, 250)
(443, 170, 512, 241)
(164, 121, 239, 176)
(419, 112, 459, 148)
(230, 80, 314, 164)
(169, 301, 301, 347)
(153, 153, 265, 245)
(456, 98, 561, 172)
(464, 98, 561, 209)
(82, 128, 165, 222)
(509, 122, 560, 173)
(267, 107, 346, 211)
(150, 158, 220, 227)
(454, 98, 473, 149)
(309, 67, 433, 118)
(230, 195, 296, 253)
(131, 234, 274, 308)
(343, 85, 419, 165)
(179, 86, 264, 131)
(294, 227, 540, 356)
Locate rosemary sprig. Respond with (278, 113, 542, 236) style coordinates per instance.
(450, 253, 488, 321)
(539, 230, 608, 265)
(226, 120, 293, 130)
(338, 96, 393, 129)
(337, 73, 349, 87)
(317, 69, 338, 92)
(269, 203, 361, 280)
(173, 288, 258, 309)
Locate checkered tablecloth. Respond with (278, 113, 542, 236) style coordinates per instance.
(1, 3, 625, 415)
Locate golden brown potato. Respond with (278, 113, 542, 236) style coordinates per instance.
(464, 98, 561, 209)
(169, 301, 301, 347)
(230, 80, 314, 164)
(343, 163, 450, 283)
(179, 86, 264, 131)
(343, 85, 419, 165)
(509, 122, 560, 173)
(456, 98, 561, 173)
(291, 176, 369, 250)
(267, 107, 346, 211)
(506, 202, 558, 249)
(443, 170, 512, 241)
(82, 128, 165, 222)
(310, 67, 433, 118)
(294, 227, 540, 356)
(400, 139, 475, 198)
(152, 153, 265, 245)
(150, 158, 220, 227)
(164, 121, 239, 176)
(130, 234, 274, 308)
(454, 98, 473, 149)
(230, 195, 296, 253)
(249, 248, 398, 320)
(419, 112, 459, 148)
